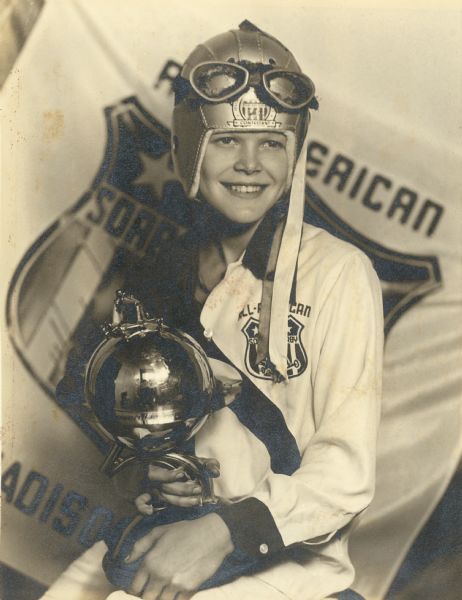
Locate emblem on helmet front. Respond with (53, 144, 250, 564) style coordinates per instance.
(229, 88, 281, 128)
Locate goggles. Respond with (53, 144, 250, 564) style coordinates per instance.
(189, 61, 315, 110)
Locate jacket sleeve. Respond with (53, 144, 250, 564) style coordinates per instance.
(217, 250, 383, 555)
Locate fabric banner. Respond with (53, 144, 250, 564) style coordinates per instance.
(1, 1, 461, 598)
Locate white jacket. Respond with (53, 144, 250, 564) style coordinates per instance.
(193, 222, 384, 599)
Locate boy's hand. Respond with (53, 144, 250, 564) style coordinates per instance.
(126, 513, 234, 599)
(135, 459, 220, 515)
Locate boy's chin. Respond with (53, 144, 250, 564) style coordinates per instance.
(198, 202, 259, 233)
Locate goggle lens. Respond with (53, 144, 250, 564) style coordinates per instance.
(264, 71, 315, 109)
(191, 63, 247, 100)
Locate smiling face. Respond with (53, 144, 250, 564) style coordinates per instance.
(198, 131, 290, 224)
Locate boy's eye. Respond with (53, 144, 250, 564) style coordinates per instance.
(262, 138, 286, 149)
(213, 136, 236, 146)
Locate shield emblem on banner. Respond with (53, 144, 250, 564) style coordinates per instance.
(6, 91, 442, 450)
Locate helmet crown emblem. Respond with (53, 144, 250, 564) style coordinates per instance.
(229, 88, 279, 128)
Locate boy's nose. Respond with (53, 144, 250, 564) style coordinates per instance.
(234, 143, 261, 174)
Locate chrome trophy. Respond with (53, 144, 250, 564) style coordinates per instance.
(84, 290, 217, 505)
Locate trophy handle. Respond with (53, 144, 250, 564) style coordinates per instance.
(153, 452, 218, 505)
(101, 443, 218, 505)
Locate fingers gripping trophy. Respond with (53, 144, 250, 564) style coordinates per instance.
(83, 20, 318, 593)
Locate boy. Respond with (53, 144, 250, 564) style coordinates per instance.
(43, 21, 383, 600)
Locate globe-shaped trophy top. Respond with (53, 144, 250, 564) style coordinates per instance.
(84, 320, 214, 455)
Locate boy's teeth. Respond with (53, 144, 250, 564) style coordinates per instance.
(229, 184, 262, 193)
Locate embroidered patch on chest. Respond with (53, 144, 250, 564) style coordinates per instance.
(241, 316, 308, 380)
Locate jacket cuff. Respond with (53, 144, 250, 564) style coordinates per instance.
(215, 497, 284, 558)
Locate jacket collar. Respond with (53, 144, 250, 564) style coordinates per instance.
(242, 204, 284, 280)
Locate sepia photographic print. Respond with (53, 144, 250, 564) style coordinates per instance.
(1, 1, 461, 599)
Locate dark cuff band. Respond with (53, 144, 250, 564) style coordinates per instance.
(216, 497, 284, 558)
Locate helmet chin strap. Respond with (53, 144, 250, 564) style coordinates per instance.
(264, 130, 309, 381)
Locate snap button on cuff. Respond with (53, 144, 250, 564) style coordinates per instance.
(259, 543, 269, 555)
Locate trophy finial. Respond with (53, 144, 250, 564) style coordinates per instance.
(103, 290, 157, 339)
(113, 290, 149, 324)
